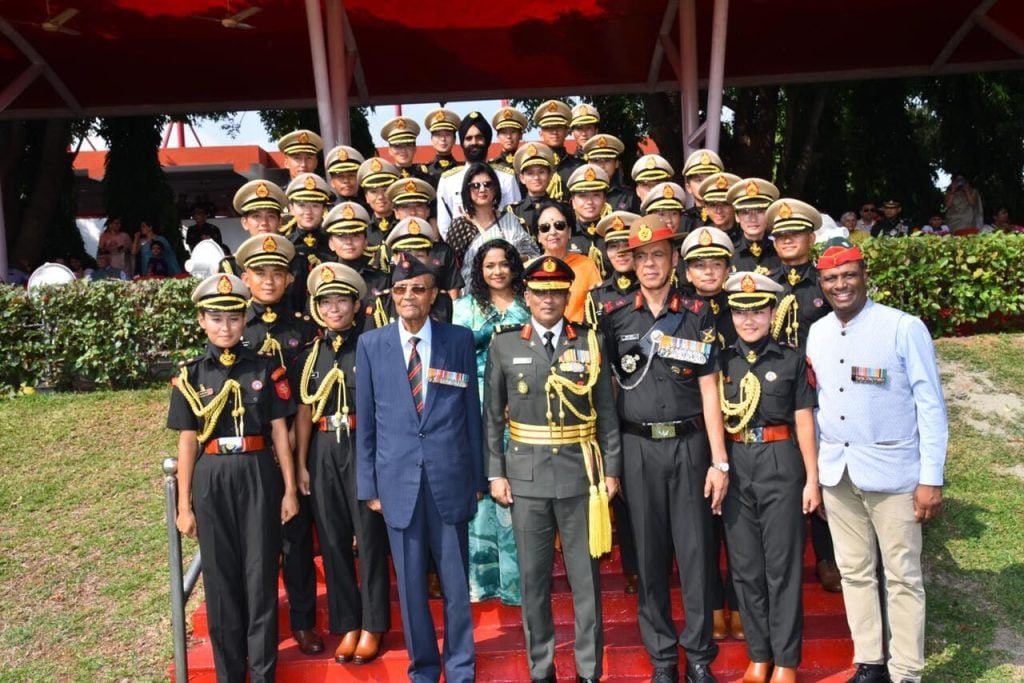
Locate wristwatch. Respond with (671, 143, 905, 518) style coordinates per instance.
(710, 461, 730, 473)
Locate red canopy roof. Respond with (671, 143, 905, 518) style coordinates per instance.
(2, 0, 1023, 118)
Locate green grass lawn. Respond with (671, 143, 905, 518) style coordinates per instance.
(0, 336, 1022, 681)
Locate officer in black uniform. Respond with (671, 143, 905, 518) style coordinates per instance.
(583, 134, 639, 213)
(322, 201, 390, 312)
(220, 179, 289, 276)
(233, 233, 323, 656)
(385, 177, 463, 299)
(532, 99, 583, 201)
(566, 163, 611, 278)
(277, 130, 325, 237)
(725, 178, 781, 276)
(507, 142, 562, 237)
(295, 262, 392, 665)
(870, 199, 910, 238)
(325, 144, 367, 208)
(718, 271, 820, 683)
(598, 215, 729, 683)
(570, 102, 601, 160)
(490, 106, 529, 174)
(681, 149, 724, 235)
(356, 157, 400, 272)
(169, 273, 299, 683)
(697, 172, 743, 248)
(380, 115, 433, 185)
(368, 218, 454, 328)
(641, 181, 687, 236)
(423, 108, 462, 185)
(284, 172, 334, 313)
(631, 154, 675, 214)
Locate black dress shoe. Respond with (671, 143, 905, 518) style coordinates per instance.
(651, 666, 679, 683)
(530, 676, 556, 683)
(846, 664, 891, 683)
(577, 677, 599, 683)
(685, 662, 717, 683)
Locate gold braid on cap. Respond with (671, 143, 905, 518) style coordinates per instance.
(174, 369, 244, 443)
(770, 293, 799, 346)
(541, 328, 612, 557)
(299, 338, 351, 442)
(719, 370, 762, 435)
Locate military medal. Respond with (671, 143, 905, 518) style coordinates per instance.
(788, 268, 801, 287)
(219, 348, 236, 366)
(621, 355, 638, 373)
(765, 371, 777, 382)
(517, 380, 529, 395)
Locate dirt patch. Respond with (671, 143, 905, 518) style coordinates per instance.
(993, 624, 1024, 671)
(940, 360, 1021, 436)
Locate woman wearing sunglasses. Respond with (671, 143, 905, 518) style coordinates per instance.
(447, 162, 539, 285)
(533, 200, 602, 323)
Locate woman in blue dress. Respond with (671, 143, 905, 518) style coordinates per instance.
(452, 238, 530, 605)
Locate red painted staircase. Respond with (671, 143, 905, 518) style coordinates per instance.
(174, 531, 856, 681)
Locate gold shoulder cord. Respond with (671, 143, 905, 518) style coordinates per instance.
(600, 202, 612, 218)
(175, 367, 244, 443)
(258, 334, 285, 368)
(299, 339, 350, 441)
(546, 173, 564, 201)
(584, 292, 599, 328)
(543, 328, 612, 557)
(587, 243, 606, 278)
(719, 370, 761, 434)
(771, 293, 799, 346)
(372, 295, 390, 328)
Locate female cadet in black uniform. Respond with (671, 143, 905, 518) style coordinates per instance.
(169, 273, 299, 683)
(294, 262, 391, 665)
(718, 271, 820, 683)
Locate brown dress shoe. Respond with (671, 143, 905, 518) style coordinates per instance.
(624, 573, 638, 594)
(334, 629, 361, 663)
(730, 609, 746, 640)
(712, 609, 727, 640)
(353, 630, 383, 664)
(743, 661, 773, 683)
(294, 628, 325, 655)
(427, 571, 443, 599)
(817, 559, 843, 593)
(769, 665, 797, 683)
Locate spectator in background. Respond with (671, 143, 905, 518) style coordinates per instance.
(839, 211, 858, 233)
(5, 257, 32, 285)
(146, 241, 170, 276)
(920, 214, 950, 236)
(98, 217, 133, 276)
(943, 174, 983, 231)
(854, 203, 877, 233)
(134, 220, 181, 276)
(90, 250, 128, 281)
(185, 206, 229, 254)
(871, 200, 910, 238)
(988, 206, 1024, 234)
(534, 201, 601, 324)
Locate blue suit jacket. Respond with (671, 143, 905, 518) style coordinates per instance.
(356, 320, 484, 530)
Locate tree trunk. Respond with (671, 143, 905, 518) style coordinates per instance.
(642, 92, 685, 176)
(787, 84, 829, 197)
(13, 119, 71, 266)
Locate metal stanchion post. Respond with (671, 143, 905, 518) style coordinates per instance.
(164, 457, 188, 683)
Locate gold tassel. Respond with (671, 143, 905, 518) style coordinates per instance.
(546, 173, 564, 201)
(588, 484, 604, 558)
(587, 244, 606, 279)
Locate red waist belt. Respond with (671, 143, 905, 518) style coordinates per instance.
(318, 415, 357, 432)
(727, 424, 792, 444)
(203, 436, 268, 454)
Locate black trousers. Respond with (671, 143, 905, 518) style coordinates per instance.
(722, 440, 806, 667)
(281, 492, 317, 631)
(613, 480, 638, 575)
(193, 450, 282, 683)
(810, 510, 836, 563)
(308, 430, 391, 634)
(710, 516, 738, 610)
(623, 431, 718, 667)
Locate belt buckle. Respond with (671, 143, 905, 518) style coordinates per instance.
(743, 427, 763, 444)
(651, 422, 676, 439)
(218, 436, 243, 454)
(327, 415, 348, 432)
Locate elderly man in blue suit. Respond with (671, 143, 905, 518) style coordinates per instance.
(356, 254, 484, 683)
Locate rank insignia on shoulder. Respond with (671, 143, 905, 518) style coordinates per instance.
(495, 323, 525, 334)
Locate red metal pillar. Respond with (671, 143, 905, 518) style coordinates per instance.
(705, 0, 729, 152)
(304, 0, 336, 150)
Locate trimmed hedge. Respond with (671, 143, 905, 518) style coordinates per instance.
(3, 233, 1023, 394)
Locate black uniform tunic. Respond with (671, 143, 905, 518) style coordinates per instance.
(771, 261, 831, 351)
(731, 235, 781, 277)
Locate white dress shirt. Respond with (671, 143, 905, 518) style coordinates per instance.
(531, 318, 565, 356)
(399, 317, 433, 403)
(436, 166, 522, 240)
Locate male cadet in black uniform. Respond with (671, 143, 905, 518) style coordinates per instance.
(490, 106, 529, 174)
(234, 233, 324, 657)
(322, 201, 390, 311)
(368, 218, 454, 328)
(631, 153, 675, 210)
(764, 198, 842, 594)
(725, 178, 781, 276)
(698, 172, 742, 248)
(423, 108, 462, 185)
(871, 199, 910, 238)
(325, 144, 367, 207)
(278, 130, 324, 237)
(220, 179, 289, 276)
(507, 142, 559, 237)
(532, 99, 583, 201)
(566, 163, 612, 278)
(570, 102, 601, 159)
(356, 157, 400, 271)
(718, 271, 820, 683)
(295, 262, 391, 666)
(486, 255, 622, 683)
(598, 215, 729, 683)
(641, 181, 687, 235)
(284, 172, 334, 312)
(681, 149, 724, 234)
(380, 115, 433, 185)
(170, 272, 299, 683)
(584, 134, 639, 213)
(386, 177, 463, 302)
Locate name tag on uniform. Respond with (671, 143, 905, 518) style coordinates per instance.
(513, 357, 533, 365)
(656, 335, 711, 364)
(851, 366, 887, 384)
(427, 368, 469, 388)
(618, 333, 640, 342)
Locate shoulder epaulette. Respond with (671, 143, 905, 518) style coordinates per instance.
(419, 164, 428, 173)
(441, 166, 463, 179)
(564, 322, 578, 340)
(602, 297, 631, 314)
(494, 323, 526, 335)
(672, 293, 705, 314)
(177, 356, 201, 369)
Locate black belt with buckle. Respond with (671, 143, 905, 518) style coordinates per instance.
(620, 416, 706, 440)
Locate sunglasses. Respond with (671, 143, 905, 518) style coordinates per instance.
(392, 284, 432, 296)
(468, 181, 495, 191)
(538, 220, 569, 233)
(861, 208, 876, 213)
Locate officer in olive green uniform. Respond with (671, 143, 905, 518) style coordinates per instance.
(583, 134, 638, 213)
(356, 157, 401, 271)
(284, 172, 334, 312)
(485, 255, 622, 683)
(295, 263, 392, 665)
(168, 273, 299, 682)
(423, 108, 463, 184)
(532, 99, 583, 201)
(719, 271, 820, 683)
(221, 179, 289, 276)
(726, 178, 781, 276)
(681, 149, 724, 234)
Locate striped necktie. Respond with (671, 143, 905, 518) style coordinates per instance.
(408, 336, 423, 415)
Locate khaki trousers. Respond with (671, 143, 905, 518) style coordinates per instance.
(822, 469, 925, 683)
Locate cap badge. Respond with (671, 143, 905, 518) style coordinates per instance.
(217, 276, 233, 294)
(715, 175, 729, 189)
(584, 167, 596, 181)
(542, 258, 556, 273)
(469, 111, 479, 119)
(547, 102, 558, 113)
(262, 236, 276, 252)
(338, 148, 348, 161)
(596, 136, 607, 147)
(405, 180, 417, 192)
(304, 175, 316, 190)
(526, 143, 537, 156)
(637, 224, 653, 242)
(370, 158, 382, 172)
(741, 274, 756, 293)
(341, 204, 355, 220)
(298, 131, 310, 143)
(255, 182, 269, 198)
(746, 181, 759, 196)
(617, 275, 631, 290)
(611, 216, 624, 230)
(409, 221, 421, 235)
(779, 203, 793, 219)
(645, 157, 656, 169)
(321, 267, 335, 282)
(699, 229, 712, 246)
(502, 108, 513, 120)
(700, 151, 711, 165)
(663, 185, 674, 199)
(433, 110, 444, 123)
(395, 118, 406, 130)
